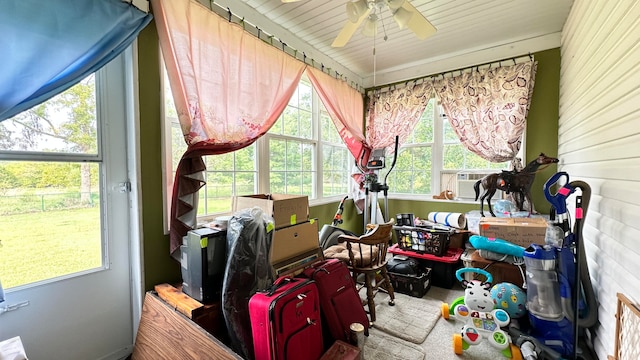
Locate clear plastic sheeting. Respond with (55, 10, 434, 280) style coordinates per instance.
(222, 207, 274, 360)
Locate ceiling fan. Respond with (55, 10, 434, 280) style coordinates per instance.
(282, 0, 436, 47)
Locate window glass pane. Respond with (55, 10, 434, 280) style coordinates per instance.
(286, 140, 302, 170)
(235, 146, 255, 171)
(286, 172, 302, 193)
(443, 118, 460, 143)
(388, 98, 434, 195)
(298, 82, 312, 111)
(443, 143, 465, 169)
(322, 145, 349, 197)
(0, 76, 98, 154)
(171, 122, 187, 169)
(442, 110, 509, 171)
(236, 172, 256, 195)
(0, 161, 102, 289)
(198, 145, 256, 216)
(299, 110, 312, 139)
(205, 152, 233, 171)
(388, 147, 432, 194)
(288, 86, 299, 108)
(408, 100, 434, 144)
(0, 76, 105, 290)
(321, 112, 339, 143)
(270, 139, 286, 171)
(270, 172, 285, 193)
(282, 107, 299, 137)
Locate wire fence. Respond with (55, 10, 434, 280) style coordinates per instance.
(0, 192, 100, 216)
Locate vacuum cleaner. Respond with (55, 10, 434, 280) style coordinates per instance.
(510, 172, 598, 360)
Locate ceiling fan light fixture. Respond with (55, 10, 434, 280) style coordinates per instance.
(361, 14, 378, 37)
(386, 0, 405, 11)
(392, 7, 414, 29)
(346, 0, 369, 23)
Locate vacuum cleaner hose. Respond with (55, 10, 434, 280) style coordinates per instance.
(569, 180, 599, 328)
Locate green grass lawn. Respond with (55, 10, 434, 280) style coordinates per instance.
(0, 207, 102, 289)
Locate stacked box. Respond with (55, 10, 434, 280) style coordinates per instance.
(233, 193, 309, 229)
(388, 268, 432, 298)
(478, 217, 547, 247)
(233, 194, 321, 267)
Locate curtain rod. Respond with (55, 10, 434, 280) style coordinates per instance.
(206, 0, 364, 93)
(365, 53, 535, 94)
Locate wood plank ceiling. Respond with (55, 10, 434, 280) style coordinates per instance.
(213, 0, 573, 88)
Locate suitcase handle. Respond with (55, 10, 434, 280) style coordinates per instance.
(266, 276, 293, 296)
(308, 260, 332, 276)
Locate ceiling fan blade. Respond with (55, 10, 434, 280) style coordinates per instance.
(281, 0, 303, 3)
(401, 0, 436, 40)
(331, 8, 372, 47)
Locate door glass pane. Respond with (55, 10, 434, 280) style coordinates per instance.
(0, 161, 102, 289)
(0, 76, 98, 154)
(0, 75, 103, 290)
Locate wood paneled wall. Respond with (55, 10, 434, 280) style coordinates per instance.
(559, 1, 640, 358)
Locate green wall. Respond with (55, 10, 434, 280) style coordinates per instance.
(525, 48, 560, 212)
(138, 22, 181, 290)
(137, 24, 560, 289)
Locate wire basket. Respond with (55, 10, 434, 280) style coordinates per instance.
(393, 225, 453, 256)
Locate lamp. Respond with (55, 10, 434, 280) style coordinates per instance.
(392, 6, 414, 29)
(346, 0, 369, 23)
(361, 13, 379, 37)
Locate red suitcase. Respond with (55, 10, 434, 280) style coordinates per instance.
(249, 277, 324, 360)
(302, 259, 370, 344)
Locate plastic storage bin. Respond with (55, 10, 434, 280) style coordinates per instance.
(393, 225, 453, 256)
(388, 268, 432, 298)
(389, 244, 463, 289)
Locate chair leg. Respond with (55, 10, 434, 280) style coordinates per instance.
(381, 267, 395, 306)
(365, 272, 376, 323)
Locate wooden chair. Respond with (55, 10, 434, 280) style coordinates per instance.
(335, 220, 395, 324)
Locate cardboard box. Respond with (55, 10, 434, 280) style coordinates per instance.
(479, 217, 547, 247)
(467, 250, 526, 288)
(233, 194, 309, 229)
(270, 220, 319, 265)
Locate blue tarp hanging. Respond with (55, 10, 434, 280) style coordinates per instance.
(0, 0, 152, 122)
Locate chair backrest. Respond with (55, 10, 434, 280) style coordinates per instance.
(338, 220, 394, 270)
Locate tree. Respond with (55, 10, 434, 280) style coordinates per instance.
(0, 76, 97, 203)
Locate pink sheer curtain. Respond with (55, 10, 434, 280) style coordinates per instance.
(365, 81, 432, 151)
(151, 0, 306, 256)
(433, 61, 537, 162)
(306, 67, 367, 161)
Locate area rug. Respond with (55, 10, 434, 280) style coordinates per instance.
(372, 292, 442, 344)
(363, 328, 426, 360)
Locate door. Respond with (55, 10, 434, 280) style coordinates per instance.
(0, 50, 138, 360)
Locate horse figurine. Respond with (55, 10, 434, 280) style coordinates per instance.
(474, 153, 559, 217)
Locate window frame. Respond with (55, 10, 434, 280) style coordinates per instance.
(387, 97, 523, 201)
(160, 70, 351, 229)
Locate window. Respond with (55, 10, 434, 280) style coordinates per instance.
(387, 98, 511, 197)
(162, 72, 351, 225)
(266, 81, 315, 195)
(443, 116, 508, 171)
(0, 66, 131, 290)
